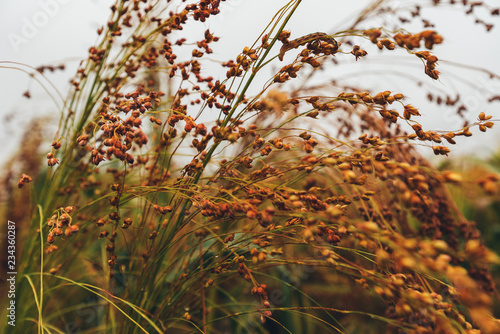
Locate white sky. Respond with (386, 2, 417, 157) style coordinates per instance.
(1, 0, 499, 164)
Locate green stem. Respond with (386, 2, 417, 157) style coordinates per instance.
(37, 205, 44, 334)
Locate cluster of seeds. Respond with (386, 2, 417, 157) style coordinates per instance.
(46, 206, 78, 244)
(363, 28, 443, 79)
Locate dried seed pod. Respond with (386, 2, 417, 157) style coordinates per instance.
(18, 174, 32, 188)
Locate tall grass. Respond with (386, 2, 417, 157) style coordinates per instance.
(2, 0, 500, 333)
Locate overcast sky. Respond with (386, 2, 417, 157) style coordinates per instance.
(1, 0, 499, 164)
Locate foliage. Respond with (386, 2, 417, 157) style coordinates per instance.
(2, 1, 500, 333)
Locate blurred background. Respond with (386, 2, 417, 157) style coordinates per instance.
(1, 0, 499, 164)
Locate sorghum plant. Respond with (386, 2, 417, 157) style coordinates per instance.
(2, 0, 500, 333)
